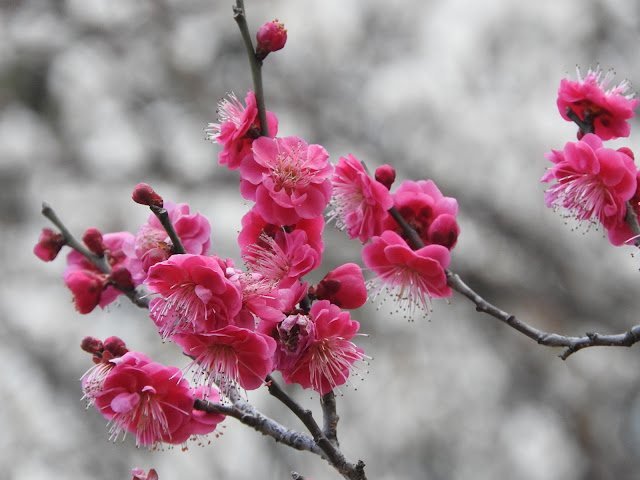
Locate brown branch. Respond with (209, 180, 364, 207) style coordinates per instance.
(321, 392, 339, 446)
(265, 375, 366, 479)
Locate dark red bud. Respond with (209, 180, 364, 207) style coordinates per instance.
(103, 336, 128, 358)
(83, 228, 106, 256)
(375, 165, 396, 190)
(81, 336, 104, 355)
(132, 183, 163, 208)
(109, 265, 135, 291)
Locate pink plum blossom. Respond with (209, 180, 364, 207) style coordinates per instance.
(384, 180, 460, 250)
(93, 352, 194, 447)
(240, 136, 334, 226)
(542, 133, 637, 245)
(146, 254, 243, 338)
(172, 325, 276, 391)
(329, 154, 393, 242)
(557, 66, 639, 141)
(362, 230, 452, 313)
(124, 202, 212, 284)
(276, 300, 364, 395)
(64, 231, 136, 313)
(205, 91, 278, 169)
(131, 469, 158, 480)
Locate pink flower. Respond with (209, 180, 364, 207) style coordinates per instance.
(243, 228, 322, 288)
(362, 230, 452, 313)
(93, 352, 194, 447)
(34, 228, 65, 261)
(238, 207, 324, 257)
(131, 469, 158, 480)
(205, 91, 278, 170)
(172, 325, 276, 391)
(169, 386, 226, 444)
(308, 263, 367, 309)
(557, 66, 639, 140)
(81, 336, 129, 406)
(124, 202, 212, 284)
(384, 180, 460, 250)
(146, 254, 243, 338)
(329, 154, 393, 242)
(542, 134, 637, 244)
(64, 231, 135, 312)
(277, 300, 364, 395)
(240, 136, 334, 226)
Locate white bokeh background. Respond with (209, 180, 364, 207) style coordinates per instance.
(2, 0, 640, 479)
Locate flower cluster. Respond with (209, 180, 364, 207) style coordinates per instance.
(543, 67, 640, 246)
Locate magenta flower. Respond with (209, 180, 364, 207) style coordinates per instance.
(276, 300, 364, 395)
(173, 325, 276, 391)
(205, 91, 278, 170)
(362, 230, 452, 313)
(541, 133, 637, 245)
(131, 469, 158, 480)
(557, 66, 639, 140)
(146, 254, 243, 338)
(384, 180, 460, 250)
(169, 386, 226, 444)
(329, 154, 393, 242)
(124, 202, 212, 284)
(64, 231, 136, 313)
(93, 352, 194, 447)
(240, 136, 334, 226)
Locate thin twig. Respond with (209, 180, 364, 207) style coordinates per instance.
(149, 205, 186, 254)
(233, 0, 270, 137)
(321, 392, 339, 446)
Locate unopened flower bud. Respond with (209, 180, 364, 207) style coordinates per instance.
(81, 336, 104, 355)
(103, 336, 128, 360)
(64, 270, 104, 314)
(256, 20, 287, 60)
(109, 265, 135, 291)
(375, 165, 396, 190)
(83, 228, 106, 256)
(309, 263, 367, 309)
(34, 228, 66, 261)
(132, 183, 163, 207)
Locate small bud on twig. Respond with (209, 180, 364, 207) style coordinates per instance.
(132, 183, 164, 208)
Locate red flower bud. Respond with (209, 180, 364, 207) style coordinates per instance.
(132, 183, 163, 207)
(256, 20, 287, 60)
(65, 270, 105, 314)
(109, 265, 135, 291)
(103, 336, 128, 360)
(34, 228, 65, 261)
(80, 336, 104, 355)
(309, 263, 367, 309)
(374, 165, 396, 190)
(83, 228, 106, 256)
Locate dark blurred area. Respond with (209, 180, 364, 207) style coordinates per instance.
(3, 1, 640, 479)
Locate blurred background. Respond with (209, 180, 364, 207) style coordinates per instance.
(3, 0, 640, 478)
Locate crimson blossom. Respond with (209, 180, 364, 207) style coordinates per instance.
(239, 136, 334, 226)
(205, 91, 278, 170)
(557, 66, 639, 141)
(274, 300, 364, 395)
(146, 254, 243, 338)
(541, 133, 637, 245)
(328, 154, 393, 243)
(384, 179, 460, 251)
(362, 230, 452, 314)
(92, 352, 197, 447)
